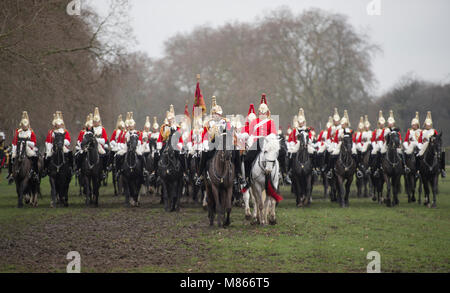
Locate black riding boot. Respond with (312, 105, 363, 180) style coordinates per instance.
(233, 150, 245, 186)
(68, 151, 74, 174)
(101, 155, 107, 180)
(327, 155, 337, 179)
(402, 153, 410, 173)
(30, 156, 39, 181)
(196, 150, 212, 186)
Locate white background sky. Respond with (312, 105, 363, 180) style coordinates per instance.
(88, 0, 450, 96)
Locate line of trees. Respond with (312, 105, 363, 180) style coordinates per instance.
(1, 2, 448, 147)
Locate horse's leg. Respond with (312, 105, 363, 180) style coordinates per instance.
(393, 175, 400, 206)
(323, 174, 328, 199)
(243, 189, 251, 220)
(405, 175, 411, 203)
(384, 173, 391, 207)
(411, 175, 416, 202)
(161, 181, 169, 212)
(418, 175, 422, 204)
(207, 186, 215, 226)
(356, 176, 362, 198)
(16, 181, 24, 208)
(93, 176, 99, 207)
(224, 185, 232, 227)
(335, 175, 344, 207)
(345, 176, 353, 207)
(422, 177, 430, 206)
(268, 197, 277, 225)
(50, 176, 57, 208)
(431, 174, 438, 208)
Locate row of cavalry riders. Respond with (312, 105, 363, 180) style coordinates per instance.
(2, 103, 446, 226)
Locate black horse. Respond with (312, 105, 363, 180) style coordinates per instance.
(157, 133, 183, 212)
(48, 132, 72, 207)
(404, 149, 421, 203)
(418, 132, 442, 208)
(80, 131, 103, 207)
(13, 138, 39, 207)
(356, 144, 372, 198)
(334, 132, 356, 207)
(381, 130, 403, 207)
(291, 131, 313, 207)
(121, 133, 144, 206)
(206, 126, 235, 227)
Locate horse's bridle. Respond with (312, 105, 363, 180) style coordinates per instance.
(83, 133, 99, 170)
(52, 134, 65, 172)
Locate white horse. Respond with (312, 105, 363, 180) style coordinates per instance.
(243, 134, 281, 225)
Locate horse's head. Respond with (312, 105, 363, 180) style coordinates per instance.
(53, 132, 65, 153)
(387, 129, 401, 149)
(127, 133, 139, 152)
(342, 131, 353, 152)
(429, 131, 442, 158)
(16, 138, 28, 162)
(296, 130, 307, 149)
(81, 130, 96, 150)
(262, 134, 280, 174)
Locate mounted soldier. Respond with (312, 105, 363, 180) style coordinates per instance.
(384, 110, 407, 172)
(417, 111, 446, 178)
(45, 111, 72, 174)
(196, 96, 244, 186)
(92, 107, 109, 180)
(115, 112, 149, 178)
(370, 110, 387, 177)
(141, 116, 152, 155)
(403, 112, 421, 158)
(74, 113, 93, 173)
(7, 111, 39, 182)
(327, 110, 356, 178)
(110, 114, 126, 155)
(287, 108, 315, 174)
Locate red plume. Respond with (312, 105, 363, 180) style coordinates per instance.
(247, 104, 256, 116)
(184, 103, 189, 117)
(260, 93, 268, 105)
(193, 81, 206, 115)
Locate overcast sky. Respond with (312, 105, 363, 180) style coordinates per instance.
(89, 0, 450, 96)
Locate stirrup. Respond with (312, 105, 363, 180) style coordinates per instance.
(356, 170, 363, 179)
(326, 170, 333, 179)
(441, 170, 446, 178)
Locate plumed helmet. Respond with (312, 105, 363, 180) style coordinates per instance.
(387, 110, 395, 125)
(20, 111, 30, 128)
(424, 111, 433, 127)
(93, 107, 101, 123)
(333, 108, 340, 122)
(297, 108, 306, 124)
(411, 111, 419, 126)
(364, 115, 371, 129)
(378, 110, 385, 125)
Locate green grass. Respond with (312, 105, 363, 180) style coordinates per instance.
(0, 170, 449, 273)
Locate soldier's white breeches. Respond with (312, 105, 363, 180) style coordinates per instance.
(331, 142, 341, 155)
(418, 142, 429, 156)
(371, 142, 379, 155)
(378, 141, 387, 154)
(351, 144, 357, 155)
(403, 141, 419, 155)
(308, 144, 315, 154)
(317, 143, 327, 154)
(97, 144, 106, 155)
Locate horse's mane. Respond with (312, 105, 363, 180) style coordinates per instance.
(263, 134, 280, 153)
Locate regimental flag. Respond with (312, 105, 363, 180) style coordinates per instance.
(193, 74, 206, 117)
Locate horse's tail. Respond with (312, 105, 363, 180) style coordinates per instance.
(265, 174, 283, 203)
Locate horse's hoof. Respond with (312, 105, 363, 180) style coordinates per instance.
(245, 214, 251, 221)
(250, 218, 258, 225)
(371, 196, 377, 202)
(269, 219, 277, 225)
(411, 197, 416, 202)
(432, 202, 437, 208)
